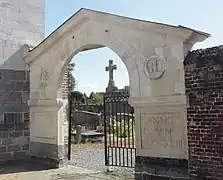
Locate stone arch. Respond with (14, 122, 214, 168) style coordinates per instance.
(45, 27, 140, 100)
(23, 9, 209, 170)
(26, 19, 143, 102)
(54, 40, 140, 101)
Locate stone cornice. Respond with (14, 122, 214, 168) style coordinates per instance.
(129, 94, 187, 107)
(28, 99, 64, 109)
(23, 8, 210, 65)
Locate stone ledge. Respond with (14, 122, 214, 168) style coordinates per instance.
(28, 99, 63, 108)
(129, 94, 187, 107)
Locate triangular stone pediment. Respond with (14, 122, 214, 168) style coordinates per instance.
(24, 8, 210, 63)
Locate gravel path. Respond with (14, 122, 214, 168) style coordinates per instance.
(68, 143, 135, 179)
(0, 143, 135, 180)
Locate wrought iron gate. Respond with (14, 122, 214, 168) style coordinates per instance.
(67, 92, 74, 160)
(104, 92, 136, 168)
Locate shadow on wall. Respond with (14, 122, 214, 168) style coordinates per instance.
(0, 46, 27, 70)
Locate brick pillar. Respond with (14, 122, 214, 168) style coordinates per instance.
(61, 71, 69, 100)
(61, 71, 69, 161)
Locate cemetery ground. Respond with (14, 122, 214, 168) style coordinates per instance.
(0, 141, 134, 180)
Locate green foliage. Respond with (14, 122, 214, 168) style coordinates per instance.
(68, 62, 76, 92)
(119, 85, 130, 95)
(112, 120, 135, 138)
(89, 92, 103, 104)
(73, 91, 86, 104)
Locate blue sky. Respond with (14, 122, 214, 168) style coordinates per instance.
(45, 0, 223, 95)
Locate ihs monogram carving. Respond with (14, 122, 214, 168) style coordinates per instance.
(144, 56, 166, 80)
(40, 70, 49, 87)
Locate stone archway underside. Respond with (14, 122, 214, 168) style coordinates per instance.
(23, 8, 209, 177)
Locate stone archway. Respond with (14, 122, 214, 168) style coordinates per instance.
(24, 8, 208, 177)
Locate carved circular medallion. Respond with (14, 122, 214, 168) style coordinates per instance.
(144, 56, 166, 80)
(40, 70, 49, 86)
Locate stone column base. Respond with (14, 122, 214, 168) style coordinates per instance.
(30, 142, 67, 168)
(135, 156, 190, 180)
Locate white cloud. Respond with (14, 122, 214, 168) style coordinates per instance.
(77, 83, 103, 96)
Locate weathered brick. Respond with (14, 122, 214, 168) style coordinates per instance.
(13, 71, 27, 80)
(4, 112, 22, 124)
(12, 81, 29, 91)
(14, 151, 27, 159)
(22, 91, 29, 103)
(0, 131, 8, 138)
(1, 138, 12, 145)
(0, 92, 23, 104)
(23, 112, 29, 122)
(1, 103, 28, 112)
(184, 45, 223, 179)
(8, 131, 23, 137)
(23, 131, 30, 136)
(0, 146, 6, 153)
(22, 144, 29, 151)
(15, 123, 25, 131)
(7, 145, 21, 152)
(0, 153, 13, 162)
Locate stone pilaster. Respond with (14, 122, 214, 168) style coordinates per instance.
(29, 99, 67, 167)
(130, 95, 189, 179)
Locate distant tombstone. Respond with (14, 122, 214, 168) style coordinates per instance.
(76, 125, 82, 144)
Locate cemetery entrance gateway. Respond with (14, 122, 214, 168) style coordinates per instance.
(23, 8, 209, 179)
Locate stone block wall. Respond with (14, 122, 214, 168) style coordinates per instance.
(0, 0, 44, 68)
(0, 0, 44, 164)
(184, 45, 223, 179)
(0, 69, 30, 163)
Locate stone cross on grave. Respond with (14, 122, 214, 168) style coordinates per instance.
(105, 60, 118, 92)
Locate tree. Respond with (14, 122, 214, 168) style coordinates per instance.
(68, 61, 76, 92)
(89, 92, 103, 104)
(120, 85, 130, 95)
(73, 91, 86, 104)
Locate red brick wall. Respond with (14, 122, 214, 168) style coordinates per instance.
(184, 46, 223, 179)
(61, 71, 68, 99)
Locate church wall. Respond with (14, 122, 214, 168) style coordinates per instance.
(0, 69, 30, 163)
(0, 0, 44, 163)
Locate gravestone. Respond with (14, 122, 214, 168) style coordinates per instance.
(75, 125, 82, 144)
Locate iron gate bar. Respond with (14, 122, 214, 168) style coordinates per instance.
(67, 92, 73, 160)
(104, 95, 109, 166)
(104, 91, 136, 168)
